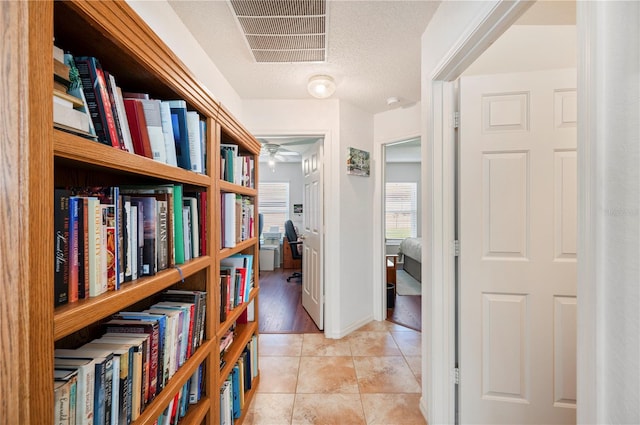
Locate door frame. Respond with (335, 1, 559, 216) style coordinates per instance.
(255, 131, 329, 333)
(423, 1, 539, 423)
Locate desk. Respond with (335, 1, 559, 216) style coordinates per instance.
(386, 255, 398, 284)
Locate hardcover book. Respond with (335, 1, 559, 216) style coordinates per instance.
(74, 56, 121, 149)
(54, 189, 72, 307)
(165, 100, 191, 171)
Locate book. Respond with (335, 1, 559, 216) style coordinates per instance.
(172, 185, 185, 265)
(54, 348, 116, 425)
(76, 197, 89, 300)
(68, 196, 80, 303)
(123, 98, 153, 159)
(186, 111, 203, 173)
(101, 204, 117, 291)
(220, 144, 238, 183)
(183, 197, 199, 259)
(131, 197, 157, 276)
(74, 56, 121, 149)
(54, 189, 72, 307)
(86, 197, 102, 297)
(222, 192, 237, 248)
(163, 290, 207, 352)
(54, 357, 96, 425)
(63, 53, 96, 137)
(111, 83, 135, 154)
(136, 98, 167, 164)
(97, 335, 147, 420)
(104, 319, 159, 403)
(159, 101, 178, 167)
(165, 100, 191, 171)
(53, 101, 91, 134)
(83, 341, 134, 425)
(54, 372, 75, 425)
(182, 205, 191, 262)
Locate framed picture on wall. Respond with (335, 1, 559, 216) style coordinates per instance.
(346, 147, 370, 177)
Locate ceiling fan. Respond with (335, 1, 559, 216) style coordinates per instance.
(260, 142, 300, 162)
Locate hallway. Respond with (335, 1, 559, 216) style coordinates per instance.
(245, 321, 425, 424)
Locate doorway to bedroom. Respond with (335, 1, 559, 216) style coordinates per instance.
(383, 137, 422, 331)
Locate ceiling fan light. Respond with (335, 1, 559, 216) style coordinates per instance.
(307, 75, 336, 99)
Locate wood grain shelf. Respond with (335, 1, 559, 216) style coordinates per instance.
(10, 1, 261, 423)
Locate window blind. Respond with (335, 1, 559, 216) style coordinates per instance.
(385, 182, 417, 239)
(258, 182, 290, 234)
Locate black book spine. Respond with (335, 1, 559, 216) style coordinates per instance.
(54, 189, 71, 307)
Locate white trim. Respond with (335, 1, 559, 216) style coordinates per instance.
(576, 2, 597, 423)
(424, 2, 534, 423)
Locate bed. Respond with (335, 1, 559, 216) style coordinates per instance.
(398, 237, 422, 282)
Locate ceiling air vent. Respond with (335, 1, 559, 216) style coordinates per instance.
(229, 0, 327, 63)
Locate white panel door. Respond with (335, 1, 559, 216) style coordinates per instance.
(459, 69, 577, 424)
(301, 140, 324, 330)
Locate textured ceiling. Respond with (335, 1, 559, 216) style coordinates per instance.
(167, 0, 440, 114)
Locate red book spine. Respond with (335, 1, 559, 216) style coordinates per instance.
(123, 99, 153, 159)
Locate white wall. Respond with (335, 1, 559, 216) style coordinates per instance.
(126, 0, 244, 118)
(258, 162, 304, 230)
(338, 102, 375, 331)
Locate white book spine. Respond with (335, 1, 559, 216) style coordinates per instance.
(159, 102, 178, 167)
(186, 111, 203, 173)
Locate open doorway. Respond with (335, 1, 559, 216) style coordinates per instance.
(256, 135, 325, 333)
(383, 137, 422, 331)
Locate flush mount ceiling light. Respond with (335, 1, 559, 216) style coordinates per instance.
(307, 75, 336, 99)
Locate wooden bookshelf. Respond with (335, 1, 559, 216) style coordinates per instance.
(2, 1, 260, 423)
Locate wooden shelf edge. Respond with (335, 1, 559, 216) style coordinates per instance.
(219, 238, 258, 259)
(178, 396, 210, 425)
(219, 180, 257, 196)
(54, 130, 211, 187)
(54, 256, 211, 340)
(133, 339, 213, 425)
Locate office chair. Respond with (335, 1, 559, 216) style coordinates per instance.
(284, 219, 302, 282)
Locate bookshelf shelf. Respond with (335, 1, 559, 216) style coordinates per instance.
(219, 180, 258, 197)
(4, 1, 261, 423)
(54, 130, 211, 187)
(54, 256, 211, 340)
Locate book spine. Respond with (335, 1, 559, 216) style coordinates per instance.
(54, 189, 71, 307)
(87, 198, 102, 297)
(172, 185, 184, 265)
(168, 103, 191, 171)
(157, 200, 168, 271)
(74, 57, 119, 148)
(68, 197, 80, 303)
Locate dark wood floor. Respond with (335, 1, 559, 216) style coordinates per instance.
(258, 268, 422, 333)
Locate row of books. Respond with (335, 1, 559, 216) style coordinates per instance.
(53, 45, 206, 174)
(220, 335, 259, 424)
(219, 254, 255, 322)
(54, 289, 207, 425)
(54, 186, 206, 307)
(220, 144, 255, 188)
(221, 194, 255, 249)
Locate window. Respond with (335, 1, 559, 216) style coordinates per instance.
(385, 182, 417, 239)
(258, 182, 290, 234)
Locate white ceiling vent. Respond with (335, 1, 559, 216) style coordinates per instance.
(229, 0, 327, 63)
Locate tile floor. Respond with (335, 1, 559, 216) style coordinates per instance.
(244, 320, 426, 425)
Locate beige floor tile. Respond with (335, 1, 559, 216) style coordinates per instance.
(244, 393, 295, 425)
(301, 333, 352, 356)
(291, 394, 366, 425)
(391, 330, 422, 357)
(404, 356, 422, 385)
(296, 356, 359, 393)
(356, 320, 397, 332)
(260, 333, 304, 356)
(354, 356, 421, 393)
(348, 331, 402, 356)
(257, 356, 300, 393)
(361, 393, 427, 425)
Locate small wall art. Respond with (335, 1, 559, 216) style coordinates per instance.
(346, 147, 370, 177)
